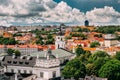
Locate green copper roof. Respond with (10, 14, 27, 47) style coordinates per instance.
(29, 49, 74, 58)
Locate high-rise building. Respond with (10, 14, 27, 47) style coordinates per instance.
(85, 20, 89, 26)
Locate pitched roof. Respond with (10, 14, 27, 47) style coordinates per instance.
(2, 56, 36, 67)
(30, 48, 74, 58)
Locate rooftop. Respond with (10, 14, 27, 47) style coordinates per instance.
(30, 48, 74, 59)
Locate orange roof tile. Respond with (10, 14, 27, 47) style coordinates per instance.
(0, 45, 4, 48)
(83, 47, 96, 51)
(28, 44, 38, 48)
(18, 45, 28, 48)
(38, 45, 43, 49)
(50, 45, 55, 50)
(7, 45, 15, 48)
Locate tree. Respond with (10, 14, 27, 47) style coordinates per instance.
(94, 34, 102, 38)
(88, 51, 110, 63)
(99, 59, 120, 80)
(71, 33, 87, 40)
(47, 34, 53, 39)
(0, 37, 17, 45)
(75, 45, 85, 57)
(86, 58, 110, 76)
(14, 50, 21, 56)
(13, 33, 22, 37)
(46, 38, 54, 45)
(114, 51, 120, 60)
(77, 50, 91, 64)
(7, 48, 14, 56)
(86, 51, 110, 76)
(86, 63, 94, 76)
(90, 41, 100, 48)
(62, 59, 86, 80)
(36, 40, 44, 45)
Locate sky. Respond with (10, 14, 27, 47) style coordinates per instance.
(0, 0, 120, 26)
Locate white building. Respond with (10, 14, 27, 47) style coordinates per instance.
(104, 34, 118, 47)
(55, 36, 65, 49)
(1, 48, 74, 80)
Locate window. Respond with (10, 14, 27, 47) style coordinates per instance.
(18, 70, 21, 73)
(19, 62, 23, 64)
(11, 69, 14, 73)
(24, 70, 27, 73)
(58, 44, 59, 49)
(14, 56, 17, 59)
(61, 38, 63, 41)
(29, 57, 33, 60)
(25, 62, 29, 65)
(52, 71, 56, 78)
(40, 72, 44, 78)
(7, 61, 11, 64)
(13, 61, 17, 64)
(23, 56, 26, 59)
(29, 70, 32, 74)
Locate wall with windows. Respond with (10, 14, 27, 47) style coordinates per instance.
(5, 66, 61, 80)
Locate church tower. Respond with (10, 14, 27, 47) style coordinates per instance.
(85, 20, 89, 26)
(55, 24, 65, 49)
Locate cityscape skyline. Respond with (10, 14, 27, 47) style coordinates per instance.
(0, 0, 120, 26)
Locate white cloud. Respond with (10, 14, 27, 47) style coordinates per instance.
(0, 0, 120, 26)
(40, 1, 85, 23)
(86, 6, 120, 25)
(0, 21, 12, 27)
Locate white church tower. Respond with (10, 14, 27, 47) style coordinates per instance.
(55, 24, 65, 49)
(55, 36, 65, 49)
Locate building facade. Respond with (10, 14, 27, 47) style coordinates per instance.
(2, 49, 61, 80)
(1, 48, 74, 80)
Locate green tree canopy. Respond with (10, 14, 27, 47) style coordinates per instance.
(77, 50, 91, 64)
(114, 51, 120, 60)
(7, 48, 14, 56)
(99, 59, 120, 80)
(88, 51, 110, 63)
(90, 41, 100, 48)
(94, 26, 120, 34)
(86, 57, 110, 76)
(75, 45, 85, 57)
(94, 34, 102, 38)
(0, 37, 17, 45)
(14, 50, 21, 56)
(47, 34, 53, 39)
(36, 40, 44, 45)
(62, 59, 86, 80)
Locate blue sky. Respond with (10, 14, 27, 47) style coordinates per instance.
(54, 0, 120, 12)
(0, 0, 120, 26)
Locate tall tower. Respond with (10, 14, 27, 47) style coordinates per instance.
(85, 20, 89, 26)
(55, 24, 65, 49)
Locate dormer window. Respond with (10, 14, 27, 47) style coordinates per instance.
(14, 56, 17, 59)
(19, 61, 23, 64)
(25, 62, 29, 65)
(23, 56, 26, 59)
(29, 57, 33, 60)
(7, 61, 11, 64)
(13, 61, 17, 64)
